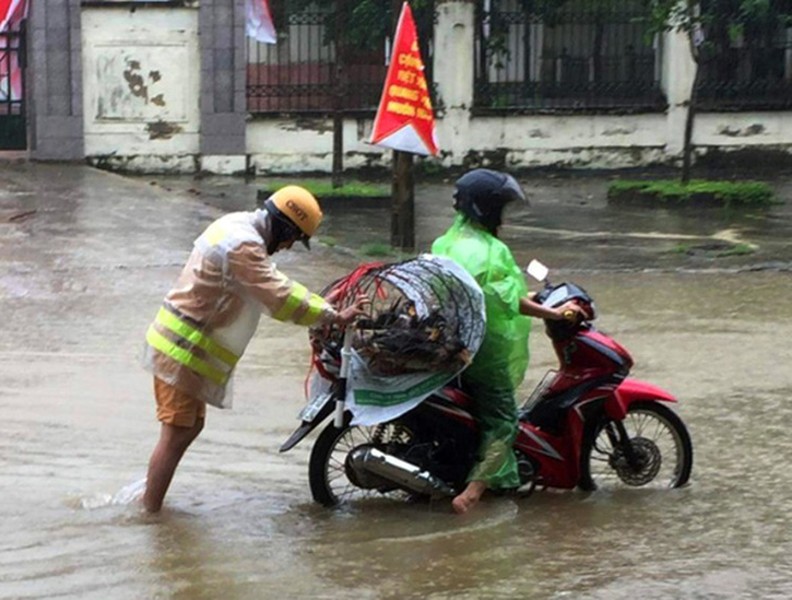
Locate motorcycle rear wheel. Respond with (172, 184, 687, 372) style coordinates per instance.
(578, 401, 693, 491)
(309, 419, 413, 507)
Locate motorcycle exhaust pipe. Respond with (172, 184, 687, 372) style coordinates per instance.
(348, 447, 455, 498)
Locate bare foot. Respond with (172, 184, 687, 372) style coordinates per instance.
(452, 481, 487, 515)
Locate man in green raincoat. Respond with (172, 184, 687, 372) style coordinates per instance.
(432, 169, 580, 514)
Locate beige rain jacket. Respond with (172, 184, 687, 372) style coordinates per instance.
(143, 208, 337, 408)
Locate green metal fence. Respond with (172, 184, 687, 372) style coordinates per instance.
(696, 0, 792, 111)
(247, 1, 791, 116)
(473, 0, 667, 113)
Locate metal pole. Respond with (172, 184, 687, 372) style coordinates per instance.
(390, 0, 415, 251)
(332, 0, 346, 189)
(391, 150, 415, 250)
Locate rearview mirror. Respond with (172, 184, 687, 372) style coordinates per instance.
(526, 259, 549, 283)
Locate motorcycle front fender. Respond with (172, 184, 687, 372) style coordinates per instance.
(608, 378, 677, 420)
(279, 399, 336, 453)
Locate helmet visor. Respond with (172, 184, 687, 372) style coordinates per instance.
(284, 222, 311, 250)
(266, 198, 312, 250)
(501, 174, 528, 206)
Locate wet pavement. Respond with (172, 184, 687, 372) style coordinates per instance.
(145, 167, 792, 270)
(1, 162, 791, 599)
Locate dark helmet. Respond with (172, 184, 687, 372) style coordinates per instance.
(263, 185, 322, 252)
(453, 169, 527, 235)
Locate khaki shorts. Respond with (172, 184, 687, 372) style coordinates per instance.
(154, 377, 206, 428)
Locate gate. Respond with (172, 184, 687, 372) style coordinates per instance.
(0, 21, 26, 150)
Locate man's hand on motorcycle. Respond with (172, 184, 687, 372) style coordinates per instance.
(335, 293, 371, 325)
(324, 286, 344, 304)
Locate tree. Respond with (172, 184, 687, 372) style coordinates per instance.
(647, 0, 792, 183)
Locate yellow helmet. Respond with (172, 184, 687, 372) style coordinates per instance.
(267, 185, 323, 248)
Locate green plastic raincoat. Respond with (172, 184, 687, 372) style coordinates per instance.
(431, 214, 532, 489)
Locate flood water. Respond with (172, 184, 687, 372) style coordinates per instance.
(1, 165, 791, 599)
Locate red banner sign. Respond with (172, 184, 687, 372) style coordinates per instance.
(370, 2, 438, 156)
(0, 0, 26, 33)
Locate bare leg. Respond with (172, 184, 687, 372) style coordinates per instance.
(143, 419, 204, 513)
(452, 480, 487, 515)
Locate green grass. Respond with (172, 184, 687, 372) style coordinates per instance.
(263, 179, 389, 198)
(716, 243, 755, 257)
(360, 242, 395, 257)
(608, 179, 777, 207)
(319, 236, 338, 248)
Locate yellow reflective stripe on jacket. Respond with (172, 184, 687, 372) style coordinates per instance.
(146, 326, 229, 386)
(296, 293, 329, 326)
(203, 221, 228, 246)
(272, 282, 309, 322)
(155, 307, 240, 368)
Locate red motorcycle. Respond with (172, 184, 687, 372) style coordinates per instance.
(281, 261, 693, 506)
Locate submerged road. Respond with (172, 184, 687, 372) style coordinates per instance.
(1, 163, 791, 599)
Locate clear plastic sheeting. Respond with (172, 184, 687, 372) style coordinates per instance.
(307, 254, 486, 425)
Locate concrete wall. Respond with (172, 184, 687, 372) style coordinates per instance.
(25, 0, 792, 173)
(81, 6, 201, 172)
(247, 117, 390, 174)
(244, 114, 674, 174)
(28, 0, 84, 161)
(199, 0, 247, 175)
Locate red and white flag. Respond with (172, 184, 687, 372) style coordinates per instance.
(246, 0, 277, 44)
(0, 0, 27, 33)
(0, 0, 26, 102)
(370, 2, 439, 156)
(0, 46, 21, 101)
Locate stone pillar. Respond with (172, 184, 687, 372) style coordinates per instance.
(199, 0, 248, 174)
(433, 0, 475, 163)
(28, 0, 84, 161)
(662, 29, 696, 157)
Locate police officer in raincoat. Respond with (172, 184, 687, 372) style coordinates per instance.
(142, 185, 368, 513)
(432, 169, 580, 514)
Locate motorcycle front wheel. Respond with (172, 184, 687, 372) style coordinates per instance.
(578, 401, 693, 491)
(308, 418, 413, 507)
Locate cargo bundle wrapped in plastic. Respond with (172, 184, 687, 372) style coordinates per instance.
(306, 254, 486, 425)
